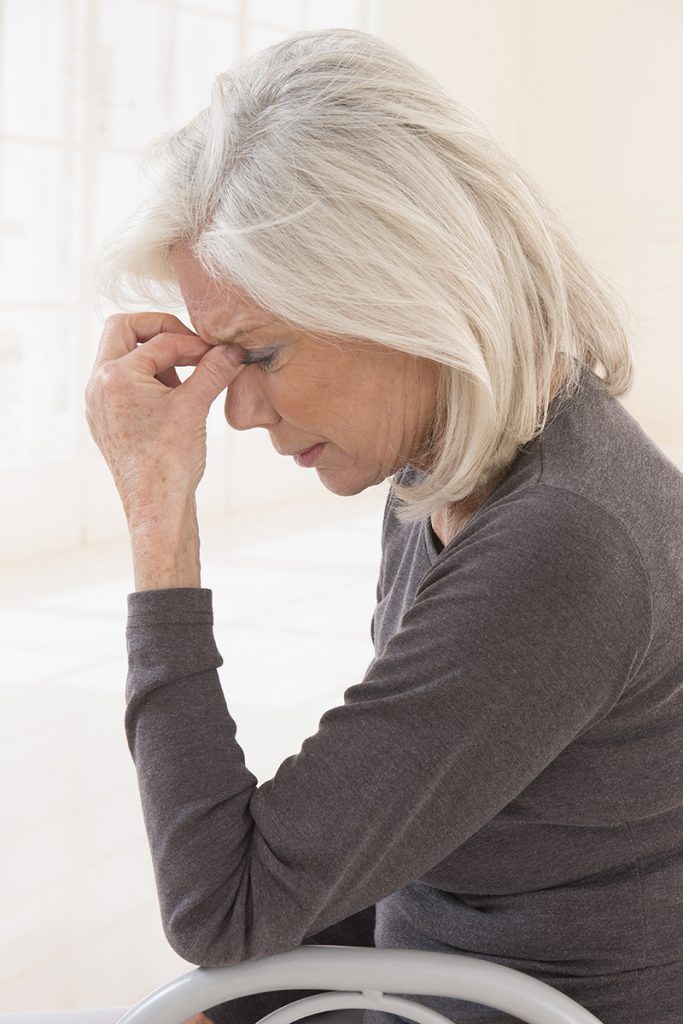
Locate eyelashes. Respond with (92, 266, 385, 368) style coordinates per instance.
(239, 349, 279, 373)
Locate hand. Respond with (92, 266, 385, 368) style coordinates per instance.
(182, 1016, 213, 1024)
(85, 312, 243, 531)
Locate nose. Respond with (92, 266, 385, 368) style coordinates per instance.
(224, 368, 280, 431)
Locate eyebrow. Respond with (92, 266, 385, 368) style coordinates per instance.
(210, 328, 257, 346)
(218, 334, 291, 356)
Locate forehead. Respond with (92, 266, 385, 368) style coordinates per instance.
(173, 245, 284, 342)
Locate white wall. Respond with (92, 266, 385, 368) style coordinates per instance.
(379, 0, 683, 466)
(0, 0, 378, 566)
(2, 0, 680, 566)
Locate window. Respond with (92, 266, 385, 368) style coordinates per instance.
(0, 0, 379, 561)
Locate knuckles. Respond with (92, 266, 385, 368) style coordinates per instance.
(91, 360, 123, 388)
(84, 361, 124, 407)
(103, 312, 128, 332)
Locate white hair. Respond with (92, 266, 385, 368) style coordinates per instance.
(95, 27, 636, 524)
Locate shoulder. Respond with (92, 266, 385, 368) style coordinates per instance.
(423, 482, 653, 657)
(446, 481, 647, 577)
(477, 481, 646, 562)
(370, 479, 654, 725)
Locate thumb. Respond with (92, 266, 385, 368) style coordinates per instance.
(181, 344, 245, 412)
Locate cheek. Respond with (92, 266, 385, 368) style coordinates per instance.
(269, 369, 331, 419)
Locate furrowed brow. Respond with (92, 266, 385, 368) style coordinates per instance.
(212, 327, 256, 346)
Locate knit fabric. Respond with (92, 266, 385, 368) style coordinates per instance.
(125, 368, 683, 1023)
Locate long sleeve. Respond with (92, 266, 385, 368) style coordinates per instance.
(124, 485, 652, 971)
(203, 905, 375, 1024)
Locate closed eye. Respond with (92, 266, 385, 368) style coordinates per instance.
(239, 349, 279, 372)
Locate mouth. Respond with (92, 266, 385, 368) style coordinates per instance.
(292, 442, 326, 468)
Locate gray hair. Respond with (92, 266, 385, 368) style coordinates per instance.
(96, 27, 636, 524)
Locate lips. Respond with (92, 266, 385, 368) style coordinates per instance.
(279, 443, 322, 457)
(293, 442, 326, 468)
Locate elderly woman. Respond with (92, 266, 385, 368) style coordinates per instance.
(85, 28, 682, 1024)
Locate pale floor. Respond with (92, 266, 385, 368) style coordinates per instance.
(0, 486, 388, 1015)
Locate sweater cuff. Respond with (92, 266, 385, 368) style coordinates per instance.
(125, 588, 222, 705)
(126, 587, 214, 626)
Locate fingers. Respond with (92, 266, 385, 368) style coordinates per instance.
(88, 313, 246, 415)
(181, 342, 246, 413)
(93, 312, 198, 371)
(127, 331, 214, 379)
(155, 366, 182, 389)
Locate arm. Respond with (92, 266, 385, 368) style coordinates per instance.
(125, 487, 651, 967)
(84, 311, 245, 595)
(201, 906, 376, 1024)
(85, 312, 386, 993)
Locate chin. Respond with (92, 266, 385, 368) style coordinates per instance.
(316, 466, 388, 496)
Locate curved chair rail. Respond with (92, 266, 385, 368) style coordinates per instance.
(115, 944, 604, 1024)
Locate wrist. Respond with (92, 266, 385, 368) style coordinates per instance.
(128, 499, 201, 592)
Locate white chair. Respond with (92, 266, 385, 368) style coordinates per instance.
(114, 944, 605, 1024)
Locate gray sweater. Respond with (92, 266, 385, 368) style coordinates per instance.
(125, 367, 683, 1023)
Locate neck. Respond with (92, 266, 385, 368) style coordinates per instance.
(430, 470, 505, 548)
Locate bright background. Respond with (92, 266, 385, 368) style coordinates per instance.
(0, 0, 681, 1013)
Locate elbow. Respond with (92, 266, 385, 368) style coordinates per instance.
(163, 920, 242, 968)
(161, 902, 289, 968)
(158, 869, 255, 966)
(159, 879, 306, 967)
(161, 904, 246, 968)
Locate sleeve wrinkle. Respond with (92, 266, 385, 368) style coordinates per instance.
(124, 485, 654, 970)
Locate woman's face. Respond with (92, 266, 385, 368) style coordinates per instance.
(174, 247, 440, 496)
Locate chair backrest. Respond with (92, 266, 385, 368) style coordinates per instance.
(114, 944, 605, 1024)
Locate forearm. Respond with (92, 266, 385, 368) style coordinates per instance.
(125, 588, 262, 965)
(128, 498, 201, 591)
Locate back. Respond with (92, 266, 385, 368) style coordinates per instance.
(370, 367, 683, 1022)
